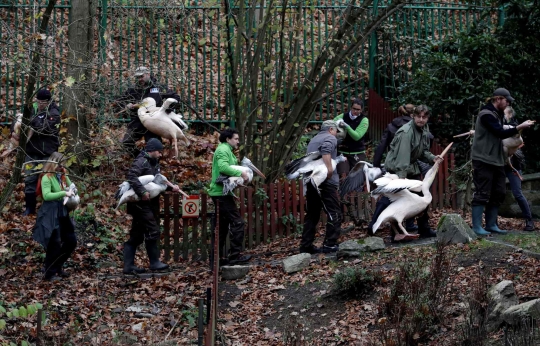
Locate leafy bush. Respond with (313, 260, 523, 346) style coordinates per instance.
(332, 267, 382, 298)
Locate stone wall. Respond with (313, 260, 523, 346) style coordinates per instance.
(499, 173, 540, 219)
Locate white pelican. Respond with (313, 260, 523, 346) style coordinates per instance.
(114, 173, 188, 209)
(63, 183, 80, 212)
(370, 142, 453, 241)
(303, 154, 347, 194)
(216, 157, 266, 196)
(340, 161, 384, 196)
(284, 151, 322, 180)
(137, 98, 190, 158)
(335, 119, 347, 141)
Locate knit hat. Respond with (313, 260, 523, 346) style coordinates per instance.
(133, 66, 150, 77)
(36, 89, 52, 101)
(145, 138, 164, 152)
(321, 120, 338, 130)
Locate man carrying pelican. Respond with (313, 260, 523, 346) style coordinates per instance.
(368, 105, 443, 240)
(209, 128, 264, 265)
(299, 120, 343, 254)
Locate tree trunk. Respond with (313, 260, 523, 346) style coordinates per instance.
(0, 0, 58, 213)
(65, 0, 93, 173)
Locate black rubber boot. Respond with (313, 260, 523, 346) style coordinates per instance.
(123, 243, 146, 274)
(145, 240, 169, 271)
(417, 212, 437, 238)
(23, 193, 37, 216)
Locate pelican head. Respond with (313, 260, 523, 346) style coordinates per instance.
(162, 98, 178, 109)
(336, 154, 347, 164)
(240, 157, 266, 179)
(423, 142, 453, 186)
(153, 173, 170, 185)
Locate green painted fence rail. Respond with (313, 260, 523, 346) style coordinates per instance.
(1, 0, 500, 131)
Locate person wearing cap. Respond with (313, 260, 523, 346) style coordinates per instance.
(471, 88, 535, 236)
(333, 99, 369, 176)
(10, 88, 61, 215)
(208, 128, 252, 265)
(299, 120, 342, 254)
(368, 105, 443, 240)
(122, 138, 181, 274)
(114, 66, 181, 157)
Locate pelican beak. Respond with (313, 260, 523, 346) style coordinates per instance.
(248, 163, 266, 179)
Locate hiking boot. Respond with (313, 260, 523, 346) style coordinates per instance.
(321, 245, 339, 253)
(524, 219, 535, 232)
(229, 254, 252, 265)
(299, 245, 321, 254)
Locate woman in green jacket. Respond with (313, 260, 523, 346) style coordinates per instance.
(33, 152, 77, 281)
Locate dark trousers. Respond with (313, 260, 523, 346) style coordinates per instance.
(472, 160, 506, 207)
(44, 217, 77, 277)
(211, 196, 245, 258)
(126, 200, 161, 247)
(337, 152, 367, 176)
(122, 118, 161, 157)
(301, 182, 342, 248)
(505, 167, 532, 220)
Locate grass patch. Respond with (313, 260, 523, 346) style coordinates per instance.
(332, 267, 382, 298)
(467, 238, 498, 251)
(500, 233, 540, 253)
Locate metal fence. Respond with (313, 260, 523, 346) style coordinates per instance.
(1, 0, 500, 129)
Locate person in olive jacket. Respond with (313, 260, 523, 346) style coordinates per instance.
(10, 89, 60, 215)
(122, 138, 181, 274)
(114, 66, 181, 157)
(470, 89, 535, 236)
(368, 105, 443, 240)
(33, 152, 76, 281)
(208, 128, 251, 265)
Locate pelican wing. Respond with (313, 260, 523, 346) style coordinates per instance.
(284, 152, 322, 178)
(371, 178, 422, 197)
(340, 161, 367, 197)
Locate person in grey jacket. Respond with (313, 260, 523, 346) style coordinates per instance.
(299, 120, 342, 254)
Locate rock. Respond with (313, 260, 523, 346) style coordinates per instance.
(337, 240, 365, 257)
(112, 307, 124, 313)
(487, 280, 519, 332)
(502, 299, 540, 325)
(436, 214, 477, 244)
(337, 237, 385, 257)
(221, 265, 250, 280)
(134, 313, 155, 318)
(282, 253, 311, 273)
(132, 322, 144, 332)
(126, 305, 144, 313)
(364, 237, 385, 251)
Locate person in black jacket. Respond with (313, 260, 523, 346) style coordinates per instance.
(503, 106, 535, 231)
(115, 66, 181, 157)
(10, 89, 60, 215)
(122, 138, 181, 274)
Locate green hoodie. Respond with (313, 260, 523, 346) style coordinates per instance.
(208, 143, 242, 196)
(384, 121, 436, 178)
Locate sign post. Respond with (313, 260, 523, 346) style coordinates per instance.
(182, 195, 200, 218)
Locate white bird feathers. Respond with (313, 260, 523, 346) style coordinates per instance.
(284, 152, 346, 194)
(339, 161, 384, 197)
(370, 142, 453, 241)
(216, 157, 265, 196)
(63, 182, 80, 212)
(137, 97, 190, 158)
(114, 174, 171, 209)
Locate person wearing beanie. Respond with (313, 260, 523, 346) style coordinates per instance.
(368, 105, 443, 241)
(470, 88, 535, 236)
(298, 120, 342, 254)
(113, 66, 181, 157)
(333, 99, 369, 176)
(122, 137, 181, 274)
(9, 88, 61, 215)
